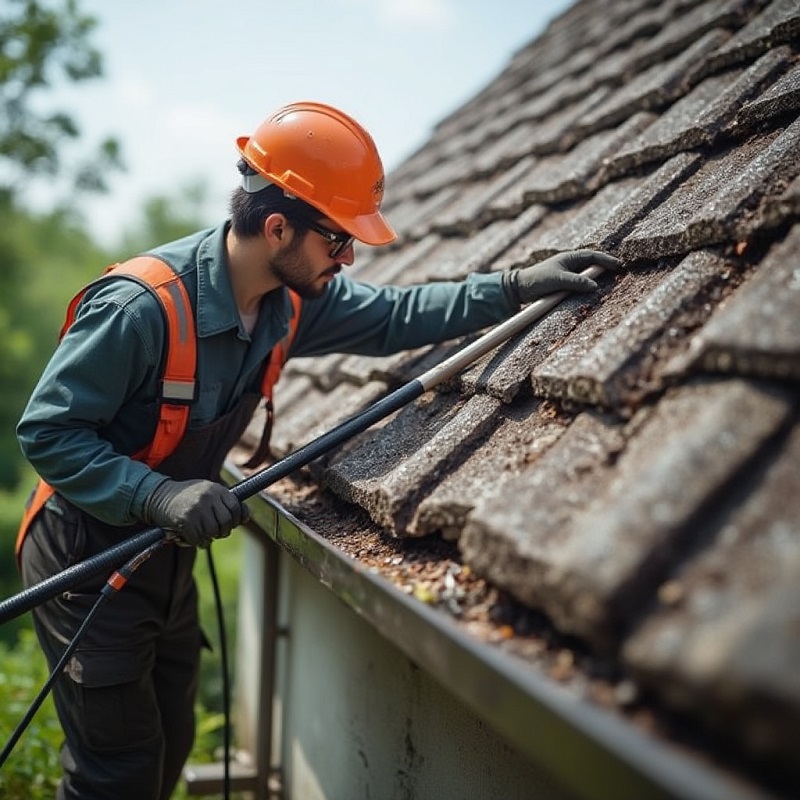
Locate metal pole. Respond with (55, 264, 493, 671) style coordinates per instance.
(0, 269, 604, 626)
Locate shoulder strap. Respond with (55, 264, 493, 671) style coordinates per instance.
(62, 258, 197, 446)
(109, 257, 197, 468)
(260, 289, 303, 402)
(16, 256, 197, 559)
(244, 289, 302, 469)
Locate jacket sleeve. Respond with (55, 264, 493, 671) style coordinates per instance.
(290, 272, 516, 358)
(16, 282, 168, 526)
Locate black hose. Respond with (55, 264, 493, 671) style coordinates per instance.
(206, 545, 231, 800)
(0, 538, 166, 769)
(0, 380, 425, 627)
(1, 277, 600, 625)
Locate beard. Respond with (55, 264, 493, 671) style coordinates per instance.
(270, 240, 339, 299)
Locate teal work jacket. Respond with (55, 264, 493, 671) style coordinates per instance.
(17, 222, 515, 526)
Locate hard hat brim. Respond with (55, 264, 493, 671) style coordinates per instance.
(339, 210, 396, 247)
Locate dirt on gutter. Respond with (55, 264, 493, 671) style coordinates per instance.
(263, 470, 792, 800)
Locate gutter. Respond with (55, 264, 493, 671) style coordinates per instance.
(225, 460, 778, 800)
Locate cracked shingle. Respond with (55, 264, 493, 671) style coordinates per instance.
(682, 223, 800, 381)
(624, 420, 800, 770)
(619, 118, 800, 260)
(462, 379, 795, 651)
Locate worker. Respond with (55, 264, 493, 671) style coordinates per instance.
(15, 100, 621, 800)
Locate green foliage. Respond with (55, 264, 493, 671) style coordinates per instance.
(0, 305, 35, 488)
(0, 468, 37, 644)
(0, 0, 123, 196)
(116, 180, 214, 257)
(0, 479, 61, 800)
(0, 532, 245, 799)
(0, 629, 62, 800)
(0, 195, 110, 488)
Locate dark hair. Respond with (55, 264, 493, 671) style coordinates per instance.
(229, 182, 322, 238)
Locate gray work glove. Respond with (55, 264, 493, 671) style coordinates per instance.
(503, 250, 623, 305)
(142, 478, 246, 548)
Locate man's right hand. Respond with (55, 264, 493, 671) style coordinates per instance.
(142, 478, 245, 548)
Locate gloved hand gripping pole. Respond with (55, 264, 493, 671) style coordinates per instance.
(0, 267, 606, 627)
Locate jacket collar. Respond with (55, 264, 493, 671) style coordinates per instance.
(195, 222, 294, 341)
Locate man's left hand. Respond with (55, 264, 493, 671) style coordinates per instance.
(504, 250, 623, 305)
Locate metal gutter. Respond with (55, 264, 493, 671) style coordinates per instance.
(225, 461, 779, 800)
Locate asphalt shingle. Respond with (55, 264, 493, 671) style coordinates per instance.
(623, 420, 800, 769)
(463, 378, 794, 651)
(261, 0, 800, 792)
(682, 223, 800, 380)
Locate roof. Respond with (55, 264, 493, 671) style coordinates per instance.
(238, 0, 800, 795)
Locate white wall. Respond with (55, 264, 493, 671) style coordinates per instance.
(269, 555, 573, 800)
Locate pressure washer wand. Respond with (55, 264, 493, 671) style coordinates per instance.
(0, 269, 603, 626)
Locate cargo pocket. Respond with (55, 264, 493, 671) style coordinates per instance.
(70, 649, 160, 752)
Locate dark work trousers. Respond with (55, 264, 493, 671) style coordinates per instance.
(19, 394, 259, 800)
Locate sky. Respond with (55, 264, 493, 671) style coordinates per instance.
(36, 0, 574, 247)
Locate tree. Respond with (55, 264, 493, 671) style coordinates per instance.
(0, 0, 121, 489)
(117, 180, 213, 257)
(0, 0, 122, 199)
(0, 195, 109, 488)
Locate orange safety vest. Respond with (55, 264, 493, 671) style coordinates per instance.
(16, 256, 301, 557)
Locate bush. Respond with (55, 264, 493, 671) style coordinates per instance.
(0, 530, 244, 799)
(0, 471, 35, 646)
(0, 629, 61, 800)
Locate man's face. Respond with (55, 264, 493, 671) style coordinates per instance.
(269, 218, 355, 299)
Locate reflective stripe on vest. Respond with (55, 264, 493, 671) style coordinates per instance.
(16, 256, 302, 558)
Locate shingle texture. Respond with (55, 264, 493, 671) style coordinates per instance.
(242, 0, 800, 794)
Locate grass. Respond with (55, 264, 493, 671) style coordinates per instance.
(0, 629, 62, 798)
(0, 476, 246, 800)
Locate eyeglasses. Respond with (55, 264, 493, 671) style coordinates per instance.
(302, 218, 355, 258)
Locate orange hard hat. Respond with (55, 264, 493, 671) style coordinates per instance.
(237, 101, 396, 247)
